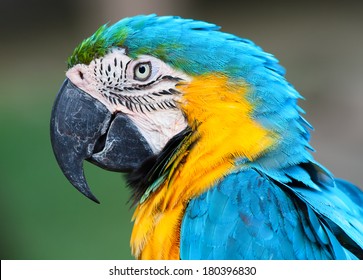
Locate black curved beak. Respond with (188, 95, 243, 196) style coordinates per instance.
(50, 79, 153, 203)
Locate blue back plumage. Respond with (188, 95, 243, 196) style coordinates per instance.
(181, 168, 363, 259)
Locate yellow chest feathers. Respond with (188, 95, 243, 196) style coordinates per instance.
(130, 74, 276, 259)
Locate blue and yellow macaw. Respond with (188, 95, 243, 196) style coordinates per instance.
(50, 15, 363, 259)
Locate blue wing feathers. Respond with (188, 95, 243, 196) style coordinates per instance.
(282, 165, 363, 256)
(336, 179, 363, 207)
(180, 166, 363, 259)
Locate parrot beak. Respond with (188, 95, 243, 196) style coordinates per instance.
(50, 79, 154, 203)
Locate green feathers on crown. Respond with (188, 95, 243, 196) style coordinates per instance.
(67, 24, 128, 68)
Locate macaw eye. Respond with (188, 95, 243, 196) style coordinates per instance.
(134, 62, 152, 81)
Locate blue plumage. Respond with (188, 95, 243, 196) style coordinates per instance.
(181, 167, 362, 259)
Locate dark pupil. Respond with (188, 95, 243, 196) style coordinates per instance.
(139, 65, 146, 74)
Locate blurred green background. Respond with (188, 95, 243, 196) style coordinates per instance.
(1, 0, 362, 259)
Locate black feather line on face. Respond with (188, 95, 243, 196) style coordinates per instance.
(127, 126, 193, 206)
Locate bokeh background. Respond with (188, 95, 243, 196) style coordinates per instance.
(1, 0, 362, 259)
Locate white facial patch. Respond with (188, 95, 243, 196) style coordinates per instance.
(66, 48, 191, 154)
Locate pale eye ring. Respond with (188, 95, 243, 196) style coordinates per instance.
(134, 62, 152, 81)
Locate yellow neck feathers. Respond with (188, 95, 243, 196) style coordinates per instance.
(130, 74, 276, 259)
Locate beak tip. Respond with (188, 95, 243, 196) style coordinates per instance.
(71, 181, 101, 204)
(87, 193, 101, 204)
(75, 186, 101, 204)
(87, 195, 101, 204)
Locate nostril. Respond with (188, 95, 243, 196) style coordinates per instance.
(79, 70, 84, 80)
(65, 66, 88, 85)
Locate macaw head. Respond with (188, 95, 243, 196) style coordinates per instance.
(51, 15, 312, 203)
